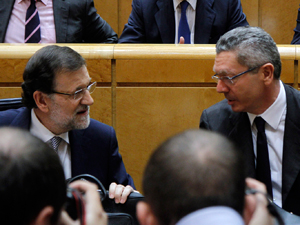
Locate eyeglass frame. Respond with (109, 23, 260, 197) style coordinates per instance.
(211, 64, 265, 85)
(51, 81, 97, 100)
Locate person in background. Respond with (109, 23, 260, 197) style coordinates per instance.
(136, 129, 274, 225)
(291, 4, 300, 44)
(118, 0, 248, 44)
(0, 127, 107, 225)
(0, 0, 117, 43)
(0, 45, 135, 203)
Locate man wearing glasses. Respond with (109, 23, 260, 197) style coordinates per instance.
(200, 26, 300, 215)
(0, 45, 135, 203)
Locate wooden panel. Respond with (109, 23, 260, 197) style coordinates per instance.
(116, 87, 224, 191)
(241, 0, 259, 27)
(0, 59, 111, 83)
(260, 0, 299, 44)
(281, 60, 296, 84)
(0, 59, 27, 82)
(116, 59, 215, 83)
(86, 59, 112, 83)
(93, 0, 118, 35)
(90, 87, 112, 126)
(0, 87, 22, 99)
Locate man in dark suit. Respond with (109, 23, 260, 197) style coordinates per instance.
(291, 4, 300, 44)
(200, 26, 300, 215)
(118, 0, 248, 44)
(0, 45, 135, 203)
(0, 0, 117, 43)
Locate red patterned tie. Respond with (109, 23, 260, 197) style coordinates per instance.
(25, 0, 41, 43)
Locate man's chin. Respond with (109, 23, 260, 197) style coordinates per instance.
(74, 115, 90, 130)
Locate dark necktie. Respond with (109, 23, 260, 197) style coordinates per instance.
(254, 116, 273, 198)
(25, 0, 41, 43)
(178, 1, 190, 44)
(48, 136, 62, 153)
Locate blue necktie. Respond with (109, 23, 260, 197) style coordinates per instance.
(25, 0, 41, 43)
(254, 117, 273, 198)
(178, 1, 190, 44)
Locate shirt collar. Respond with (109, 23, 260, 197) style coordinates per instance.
(176, 206, 244, 225)
(173, 0, 196, 11)
(248, 80, 286, 129)
(30, 108, 69, 144)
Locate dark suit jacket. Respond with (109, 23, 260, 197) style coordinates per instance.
(119, 0, 248, 44)
(291, 7, 300, 44)
(200, 83, 300, 215)
(0, 0, 118, 43)
(0, 107, 135, 189)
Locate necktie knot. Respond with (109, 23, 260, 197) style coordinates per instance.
(49, 136, 62, 153)
(180, 0, 189, 12)
(254, 116, 266, 133)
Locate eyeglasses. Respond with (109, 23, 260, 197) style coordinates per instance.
(52, 82, 96, 100)
(212, 65, 261, 85)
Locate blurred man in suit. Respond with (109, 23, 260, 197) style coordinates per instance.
(119, 0, 248, 44)
(137, 129, 274, 225)
(0, 127, 107, 225)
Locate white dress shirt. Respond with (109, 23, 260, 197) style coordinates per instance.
(5, 0, 56, 43)
(30, 109, 71, 179)
(173, 0, 196, 44)
(248, 80, 286, 207)
(176, 207, 244, 225)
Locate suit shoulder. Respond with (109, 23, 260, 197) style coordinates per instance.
(0, 108, 26, 126)
(203, 99, 232, 117)
(85, 119, 115, 136)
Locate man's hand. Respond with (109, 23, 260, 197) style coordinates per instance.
(59, 180, 107, 225)
(109, 182, 136, 204)
(244, 178, 274, 225)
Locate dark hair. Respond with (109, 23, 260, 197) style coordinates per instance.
(216, 26, 281, 79)
(21, 45, 86, 108)
(0, 127, 66, 225)
(142, 129, 245, 225)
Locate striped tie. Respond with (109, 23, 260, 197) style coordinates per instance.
(48, 136, 62, 153)
(25, 0, 41, 43)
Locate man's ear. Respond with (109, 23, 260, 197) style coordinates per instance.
(33, 91, 50, 113)
(31, 206, 54, 225)
(137, 201, 159, 225)
(261, 63, 275, 85)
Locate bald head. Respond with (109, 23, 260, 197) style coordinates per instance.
(0, 127, 66, 225)
(142, 129, 246, 225)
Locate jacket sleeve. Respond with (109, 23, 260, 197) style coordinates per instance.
(83, 0, 118, 43)
(291, 6, 300, 44)
(118, 0, 145, 43)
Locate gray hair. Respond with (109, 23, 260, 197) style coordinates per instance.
(216, 26, 281, 79)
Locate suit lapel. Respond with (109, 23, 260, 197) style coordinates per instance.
(0, 0, 15, 42)
(53, 0, 69, 43)
(69, 129, 91, 177)
(282, 84, 300, 203)
(194, 0, 215, 44)
(155, 0, 175, 43)
(228, 112, 256, 178)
